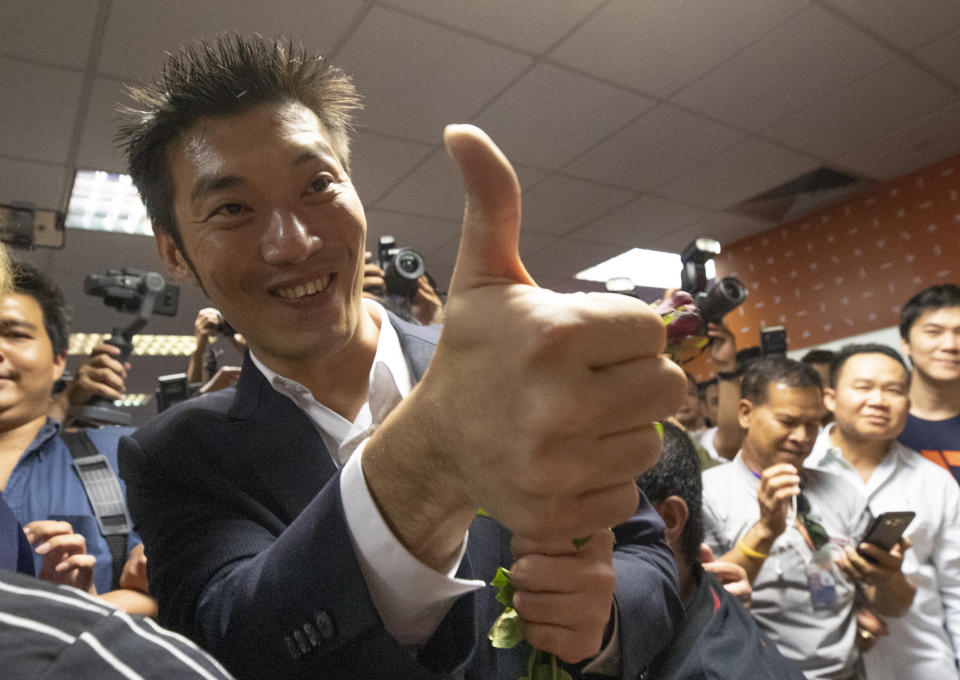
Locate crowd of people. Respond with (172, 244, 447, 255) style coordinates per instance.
(0, 33, 958, 680)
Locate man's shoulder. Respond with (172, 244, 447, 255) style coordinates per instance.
(128, 386, 238, 451)
(702, 457, 740, 487)
(803, 466, 862, 500)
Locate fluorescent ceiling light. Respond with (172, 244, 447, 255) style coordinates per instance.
(114, 393, 152, 407)
(576, 248, 715, 290)
(65, 170, 153, 236)
(69, 333, 202, 357)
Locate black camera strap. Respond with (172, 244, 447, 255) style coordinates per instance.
(61, 430, 132, 591)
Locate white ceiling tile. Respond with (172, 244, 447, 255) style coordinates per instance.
(76, 77, 129, 174)
(375, 149, 545, 220)
(473, 63, 654, 170)
(0, 158, 69, 209)
(915, 28, 960, 88)
(522, 238, 625, 283)
(566, 104, 747, 190)
(336, 6, 532, 143)
(657, 137, 819, 210)
(0, 58, 84, 164)
(673, 5, 894, 131)
(521, 175, 637, 236)
(548, 0, 809, 97)
(349, 132, 434, 204)
(568, 195, 714, 247)
(1, 0, 99, 68)
(820, 0, 960, 51)
(364, 210, 460, 262)
(374, 150, 463, 219)
(766, 59, 958, 160)
(836, 102, 960, 181)
(684, 211, 777, 247)
(97, 0, 364, 80)
(381, 0, 605, 54)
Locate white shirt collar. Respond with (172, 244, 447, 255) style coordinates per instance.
(248, 299, 413, 466)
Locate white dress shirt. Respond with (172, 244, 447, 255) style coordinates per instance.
(249, 300, 484, 647)
(807, 426, 960, 680)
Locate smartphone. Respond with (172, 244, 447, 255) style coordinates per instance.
(857, 511, 915, 563)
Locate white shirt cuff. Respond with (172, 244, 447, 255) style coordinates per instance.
(340, 439, 485, 646)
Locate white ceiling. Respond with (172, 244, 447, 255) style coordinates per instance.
(3, 0, 960, 413)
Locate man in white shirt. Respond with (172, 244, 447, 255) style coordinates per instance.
(806, 343, 960, 679)
(702, 356, 913, 679)
(116, 34, 685, 680)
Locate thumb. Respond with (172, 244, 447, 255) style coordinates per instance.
(444, 124, 535, 295)
(699, 542, 716, 564)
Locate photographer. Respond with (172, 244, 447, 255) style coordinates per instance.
(186, 307, 245, 392)
(363, 250, 445, 326)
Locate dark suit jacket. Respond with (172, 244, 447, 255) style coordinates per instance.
(119, 315, 681, 679)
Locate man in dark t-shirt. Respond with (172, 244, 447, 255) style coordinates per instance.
(637, 422, 803, 680)
(897, 285, 960, 483)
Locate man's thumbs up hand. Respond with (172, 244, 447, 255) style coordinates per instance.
(443, 125, 535, 293)
(365, 125, 685, 562)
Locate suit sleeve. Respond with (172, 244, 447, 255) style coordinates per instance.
(119, 415, 475, 680)
(609, 491, 683, 679)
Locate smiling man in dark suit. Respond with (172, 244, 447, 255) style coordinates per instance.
(117, 35, 685, 679)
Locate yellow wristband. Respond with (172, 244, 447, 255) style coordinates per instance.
(737, 539, 769, 560)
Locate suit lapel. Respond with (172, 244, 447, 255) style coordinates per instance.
(222, 317, 439, 523)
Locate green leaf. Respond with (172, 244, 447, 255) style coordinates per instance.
(572, 536, 591, 550)
(491, 566, 516, 607)
(488, 607, 524, 649)
(476, 508, 490, 517)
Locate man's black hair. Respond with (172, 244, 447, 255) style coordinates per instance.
(736, 345, 763, 372)
(740, 356, 822, 406)
(10, 261, 70, 356)
(801, 349, 834, 366)
(899, 284, 960, 339)
(118, 34, 362, 259)
(828, 343, 911, 389)
(636, 422, 703, 568)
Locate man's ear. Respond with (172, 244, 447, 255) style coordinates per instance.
(656, 496, 689, 548)
(900, 337, 913, 363)
(738, 398, 753, 430)
(823, 387, 837, 414)
(155, 228, 200, 286)
(52, 351, 66, 383)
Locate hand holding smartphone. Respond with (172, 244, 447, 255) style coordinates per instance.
(857, 511, 914, 564)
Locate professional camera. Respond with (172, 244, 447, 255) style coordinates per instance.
(680, 237, 747, 329)
(71, 268, 180, 426)
(84, 269, 179, 317)
(378, 235, 425, 299)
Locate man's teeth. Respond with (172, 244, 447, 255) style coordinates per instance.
(277, 275, 331, 300)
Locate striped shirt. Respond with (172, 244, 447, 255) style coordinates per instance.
(0, 568, 234, 679)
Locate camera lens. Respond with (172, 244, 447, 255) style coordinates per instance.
(398, 252, 420, 274)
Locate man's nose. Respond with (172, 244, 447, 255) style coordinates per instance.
(261, 210, 322, 265)
(788, 424, 811, 443)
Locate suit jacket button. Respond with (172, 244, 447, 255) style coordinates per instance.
(293, 630, 309, 654)
(315, 611, 335, 640)
(284, 636, 300, 659)
(303, 622, 320, 647)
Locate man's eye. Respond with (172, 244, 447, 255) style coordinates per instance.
(310, 175, 334, 192)
(215, 203, 246, 215)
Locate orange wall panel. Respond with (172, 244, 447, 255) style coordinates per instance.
(715, 153, 960, 357)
